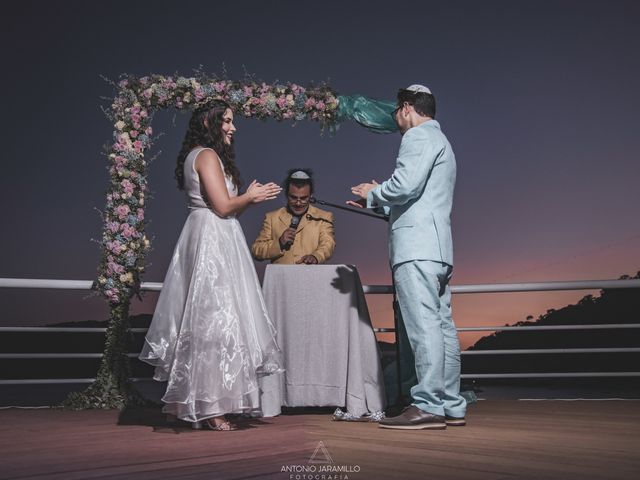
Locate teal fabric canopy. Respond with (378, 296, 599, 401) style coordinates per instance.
(337, 95, 399, 134)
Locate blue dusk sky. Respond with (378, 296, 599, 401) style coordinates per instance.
(1, 0, 639, 346)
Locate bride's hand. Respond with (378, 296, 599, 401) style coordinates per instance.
(247, 180, 282, 203)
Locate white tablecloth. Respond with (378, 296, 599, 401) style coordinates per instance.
(259, 264, 386, 417)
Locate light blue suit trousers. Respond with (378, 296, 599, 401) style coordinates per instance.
(393, 260, 466, 417)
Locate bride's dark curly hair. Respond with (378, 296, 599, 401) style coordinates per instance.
(175, 100, 241, 190)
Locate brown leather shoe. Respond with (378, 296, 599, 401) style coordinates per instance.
(445, 416, 466, 426)
(379, 405, 446, 430)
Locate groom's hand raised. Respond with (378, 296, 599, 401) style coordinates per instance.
(347, 180, 378, 208)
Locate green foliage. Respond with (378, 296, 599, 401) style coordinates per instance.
(61, 302, 151, 409)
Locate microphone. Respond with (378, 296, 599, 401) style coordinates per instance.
(305, 213, 334, 225)
(283, 215, 300, 250)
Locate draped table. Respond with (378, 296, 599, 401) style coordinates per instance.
(259, 264, 386, 417)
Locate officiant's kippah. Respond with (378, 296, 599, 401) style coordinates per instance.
(290, 170, 311, 180)
(406, 84, 432, 94)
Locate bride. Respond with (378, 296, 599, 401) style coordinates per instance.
(140, 99, 283, 431)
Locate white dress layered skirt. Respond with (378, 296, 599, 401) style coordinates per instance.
(139, 147, 282, 422)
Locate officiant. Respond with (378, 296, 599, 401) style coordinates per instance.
(251, 168, 335, 264)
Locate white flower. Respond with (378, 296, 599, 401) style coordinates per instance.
(115, 121, 126, 131)
(119, 272, 134, 284)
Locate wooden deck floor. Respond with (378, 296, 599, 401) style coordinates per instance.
(1, 400, 639, 479)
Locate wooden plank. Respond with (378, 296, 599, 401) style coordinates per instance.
(307, 401, 640, 480)
(0, 401, 638, 479)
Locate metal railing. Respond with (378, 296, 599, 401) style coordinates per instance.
(1, 276, 639, 384)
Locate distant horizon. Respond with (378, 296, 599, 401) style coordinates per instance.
(24, 267, 637, 351)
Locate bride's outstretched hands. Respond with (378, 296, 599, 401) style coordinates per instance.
(247, 180, 282, 203)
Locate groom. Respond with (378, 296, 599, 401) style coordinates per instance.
(349, 84, 467, 429)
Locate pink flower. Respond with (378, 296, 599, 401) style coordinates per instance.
(316, 101, 326, 111)
(106, 241, 123, 255)
(121, 179, 134, 194)
(129, 130, 138, 138)
(105, 289, 119, 303)
(145, 127, 153, 135)
(121, 224, 135, 239)
(143, 89, 152, 99)
(305, 98, 316, 108)
(133, 141, 143, 152)
(276, 97, 287, 108)
(137, 208, 145, 221)
(131, 114, 141, 123)
(115, 205, 130, 220)
(107, 222, 119, 233)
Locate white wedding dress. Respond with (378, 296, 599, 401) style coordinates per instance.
(139, 147, 282, 422)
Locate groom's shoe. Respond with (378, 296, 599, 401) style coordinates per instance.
(378, 405, 446, 430)
(445, 416, 466, 426)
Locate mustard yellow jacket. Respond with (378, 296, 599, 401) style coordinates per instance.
(251, 205, 335, 264)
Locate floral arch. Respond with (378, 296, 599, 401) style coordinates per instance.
(66, 73, 396, 408)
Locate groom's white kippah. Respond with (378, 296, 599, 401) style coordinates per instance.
(406, 84, 432, 94)
(290, 170, 310, 180)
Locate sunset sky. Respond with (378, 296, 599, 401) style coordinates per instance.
(1, 1, 639, 349)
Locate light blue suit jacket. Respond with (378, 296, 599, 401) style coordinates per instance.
(367, 120, 456, 267)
